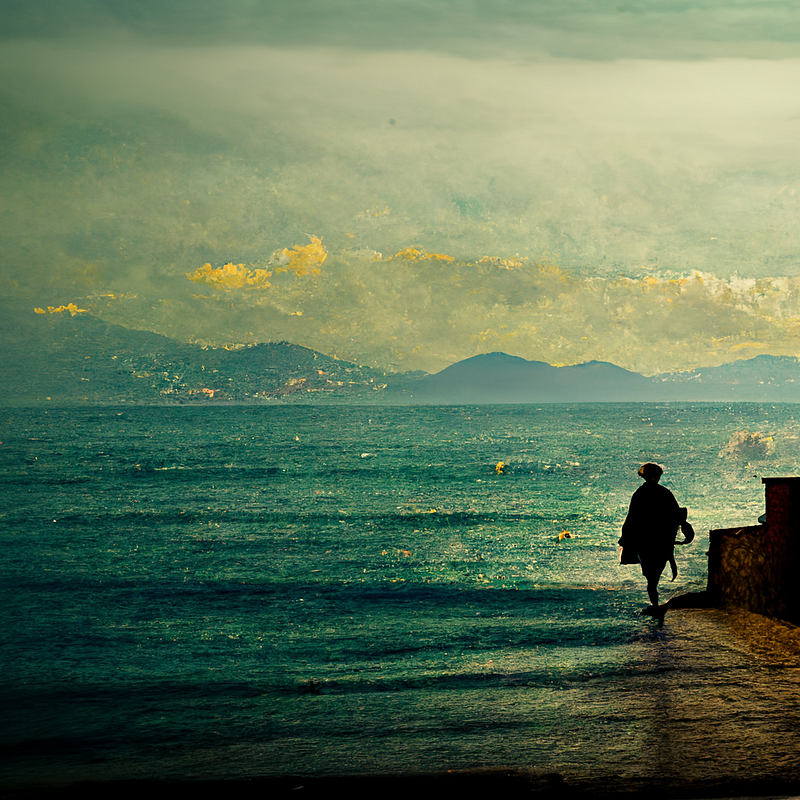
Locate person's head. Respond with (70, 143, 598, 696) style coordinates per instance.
(638, 462, 663, 483)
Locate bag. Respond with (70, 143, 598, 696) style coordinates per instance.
(675, 520, 695, 545)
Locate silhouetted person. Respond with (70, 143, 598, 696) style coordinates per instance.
(619, 462, 686, 616)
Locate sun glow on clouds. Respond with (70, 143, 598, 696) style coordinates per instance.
(273, 235, 328, 277)
(187, 263, 273, 289)
(186, 236, 328, 289)
(34, 303, 88, 316)
(174, 243, 800, 374)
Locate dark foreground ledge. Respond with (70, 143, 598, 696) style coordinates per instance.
(5, 771, 800, 800)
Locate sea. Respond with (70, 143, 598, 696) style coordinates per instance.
(2, 402, 800, 790)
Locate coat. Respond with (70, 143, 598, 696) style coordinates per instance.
(619, 481, 683, 573)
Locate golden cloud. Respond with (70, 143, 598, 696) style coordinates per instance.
(272, 235, 327, 277)
(385, 247, 455, 263)
(34, 303, 88, 316)
(186, 236, 328, 291)
(186, 263, 273, 289)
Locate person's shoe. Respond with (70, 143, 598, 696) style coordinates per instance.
(641, 604, 666, 627)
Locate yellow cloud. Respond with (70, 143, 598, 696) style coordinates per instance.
(186, 263, 272, 289)
(35, 303, 88, 316)
(273, 234, 327, 277)
(387, 247, 455, 263)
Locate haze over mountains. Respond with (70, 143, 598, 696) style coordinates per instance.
(3, 307, 800, 405)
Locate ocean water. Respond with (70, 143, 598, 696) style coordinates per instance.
(2, 403, 800, 788)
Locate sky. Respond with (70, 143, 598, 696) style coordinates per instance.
(3, 0, 800, 375)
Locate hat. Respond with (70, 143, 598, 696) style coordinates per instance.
(638, 462, 663, 480)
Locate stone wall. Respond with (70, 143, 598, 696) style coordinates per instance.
(707, 477, 800, 625)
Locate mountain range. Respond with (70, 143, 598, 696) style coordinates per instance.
(399, 352, 800, 403)
(2, 306, 799, 405)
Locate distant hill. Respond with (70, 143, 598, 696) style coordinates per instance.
(654, 355, 800, 401)
(390, 353, 655, 404)
(0, 305, 395, 405)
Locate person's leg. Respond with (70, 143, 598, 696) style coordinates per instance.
(646, 573, 660, 607)
(641, 557, 665, 608)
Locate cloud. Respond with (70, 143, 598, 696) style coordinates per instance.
(273, 236, 328, 277)
(187, 263, 273, 290)
(4, 41, 800, 283)
(2, 15, 800, 374)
